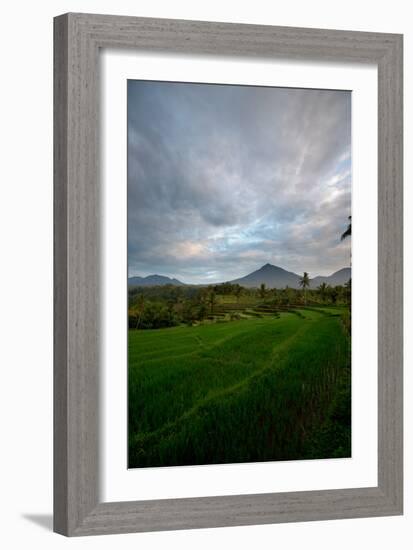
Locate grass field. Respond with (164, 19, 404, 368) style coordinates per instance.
(128, 307, 351, 468)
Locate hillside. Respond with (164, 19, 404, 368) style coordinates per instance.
(230, 263, 301, 288)
(230, 264, 351, 289)
(311, 268, 351, 287)
(128, 274, 185, 287)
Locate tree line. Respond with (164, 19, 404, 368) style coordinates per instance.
(128, 277, 351, 330)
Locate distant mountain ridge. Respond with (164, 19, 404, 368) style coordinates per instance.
(128, 274, 185, 287)
(230, 264, 350, 289)
(128, 264, 351, 289)
(310, 268, 351, 288)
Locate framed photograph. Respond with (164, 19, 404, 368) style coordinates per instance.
(54, 13, 403, 536)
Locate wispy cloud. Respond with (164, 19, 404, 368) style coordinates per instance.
(128, 81, 351, 283)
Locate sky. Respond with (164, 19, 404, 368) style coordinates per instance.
(128, 80, 351, 284)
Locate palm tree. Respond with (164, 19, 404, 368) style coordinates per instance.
(259, 283, 267, 299)
(341, 216, 352, 241)
(299, 272, 310, 305)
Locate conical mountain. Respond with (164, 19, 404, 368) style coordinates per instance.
(230, 263, 302, 289)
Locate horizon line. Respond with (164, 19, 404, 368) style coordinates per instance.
(128, 263, 351, 285)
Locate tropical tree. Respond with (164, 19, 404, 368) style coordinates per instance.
(207, 289, 216, 314)
(341, 216, 352, 241)
(327, 286, 338, 304)
(282, 285, 293, 306)
(299, 272, 310, 305)
(135, 294, 145, 329)
(271, 288, 281, 307)
(344, 278, 351, 305)
(317, 282, 327, 302)
(259, 283, 267, 299)
(234, 285, 243, 303)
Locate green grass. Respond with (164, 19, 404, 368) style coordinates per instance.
(128, 309, 351, 468)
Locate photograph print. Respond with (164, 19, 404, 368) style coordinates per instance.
(127, 80, 352, 469)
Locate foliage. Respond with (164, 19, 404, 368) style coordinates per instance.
(128, 279, 351, 329)
(341, 216, 352, 241)
(299, 272, 310, 305)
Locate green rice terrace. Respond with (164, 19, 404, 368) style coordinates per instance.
(128, 284, 351, 468)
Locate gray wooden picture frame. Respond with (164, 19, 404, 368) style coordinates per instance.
(54, 13, 403, 536)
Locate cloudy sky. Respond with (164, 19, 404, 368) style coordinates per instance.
(128, 80, 351, 284)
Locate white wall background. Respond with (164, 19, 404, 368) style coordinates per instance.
(0, 1, 410, 548)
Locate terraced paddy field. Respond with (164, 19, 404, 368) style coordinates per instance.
(128, 308, 351, 468)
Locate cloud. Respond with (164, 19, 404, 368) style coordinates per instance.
(127, 81, 351, 283)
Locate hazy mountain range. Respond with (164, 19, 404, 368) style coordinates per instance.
(128, 264, 351, 289)
(128, 274, 186, 287)
(309, 268, 351, 288)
